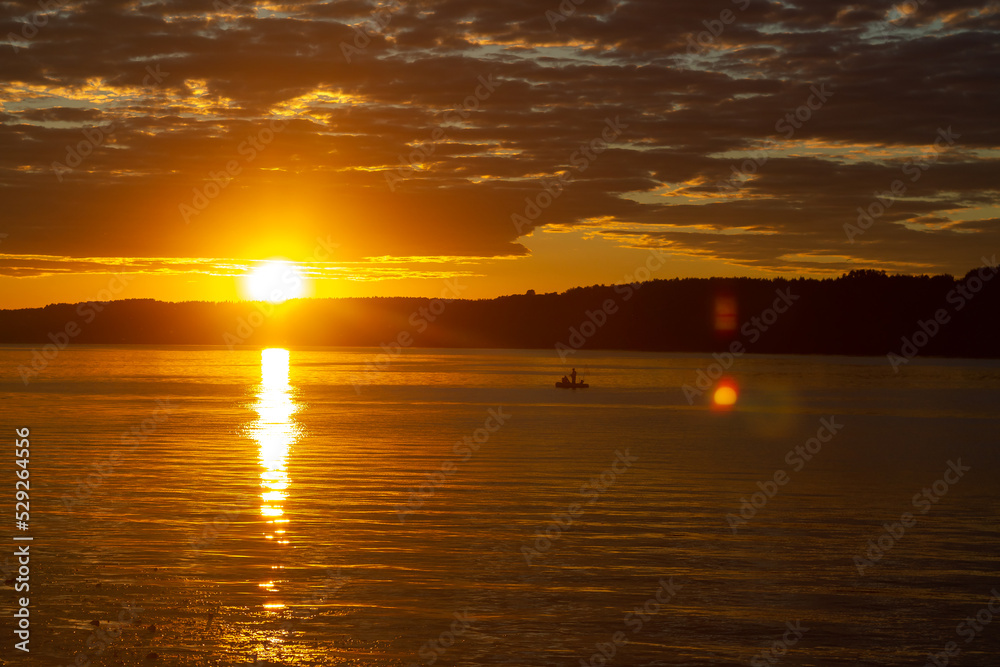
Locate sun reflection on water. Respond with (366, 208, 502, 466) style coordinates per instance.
(249, 348, 301, 552)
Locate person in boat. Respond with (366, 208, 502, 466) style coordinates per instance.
(561, 375, 569, 384)
(570, 368, 577, 385)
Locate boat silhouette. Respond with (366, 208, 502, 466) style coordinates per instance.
(555, 369, 589, 389)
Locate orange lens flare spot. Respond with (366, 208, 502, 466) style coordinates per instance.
(713, 383, 738, 408)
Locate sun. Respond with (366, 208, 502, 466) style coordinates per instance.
(241, 259, 308, 303)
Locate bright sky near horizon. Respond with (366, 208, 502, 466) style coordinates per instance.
(1, 0, 998, 308)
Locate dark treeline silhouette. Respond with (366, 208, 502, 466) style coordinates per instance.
(1, 270, 997, 357)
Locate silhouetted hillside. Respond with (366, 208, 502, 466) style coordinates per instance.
(1, 271, 998, 358)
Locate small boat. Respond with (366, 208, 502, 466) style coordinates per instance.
(555, 380, 589, 389)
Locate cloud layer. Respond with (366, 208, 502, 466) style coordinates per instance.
(1, 0, 998, 282)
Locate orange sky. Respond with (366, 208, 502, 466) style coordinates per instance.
(0, 228, 781, 309)
(1, 1, 998, 309)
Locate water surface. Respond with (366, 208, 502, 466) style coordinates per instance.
(1, 346, 999, 666)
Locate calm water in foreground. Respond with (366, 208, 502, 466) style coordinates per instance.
(1, 347, 999, 666)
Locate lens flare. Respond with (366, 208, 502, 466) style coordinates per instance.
(714, 294, 738, 337)
(713, 380, 738, 409)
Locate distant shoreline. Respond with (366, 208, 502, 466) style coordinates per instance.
(1, 272, 998, 360)
(1, 343, 1000, 364)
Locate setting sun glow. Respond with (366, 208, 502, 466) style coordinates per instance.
(242, 260, 307, 303)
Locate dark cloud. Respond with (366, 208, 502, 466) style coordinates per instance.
(0, 0, 997, 277)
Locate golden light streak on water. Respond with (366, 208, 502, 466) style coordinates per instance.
(248, 347, 302, 603)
